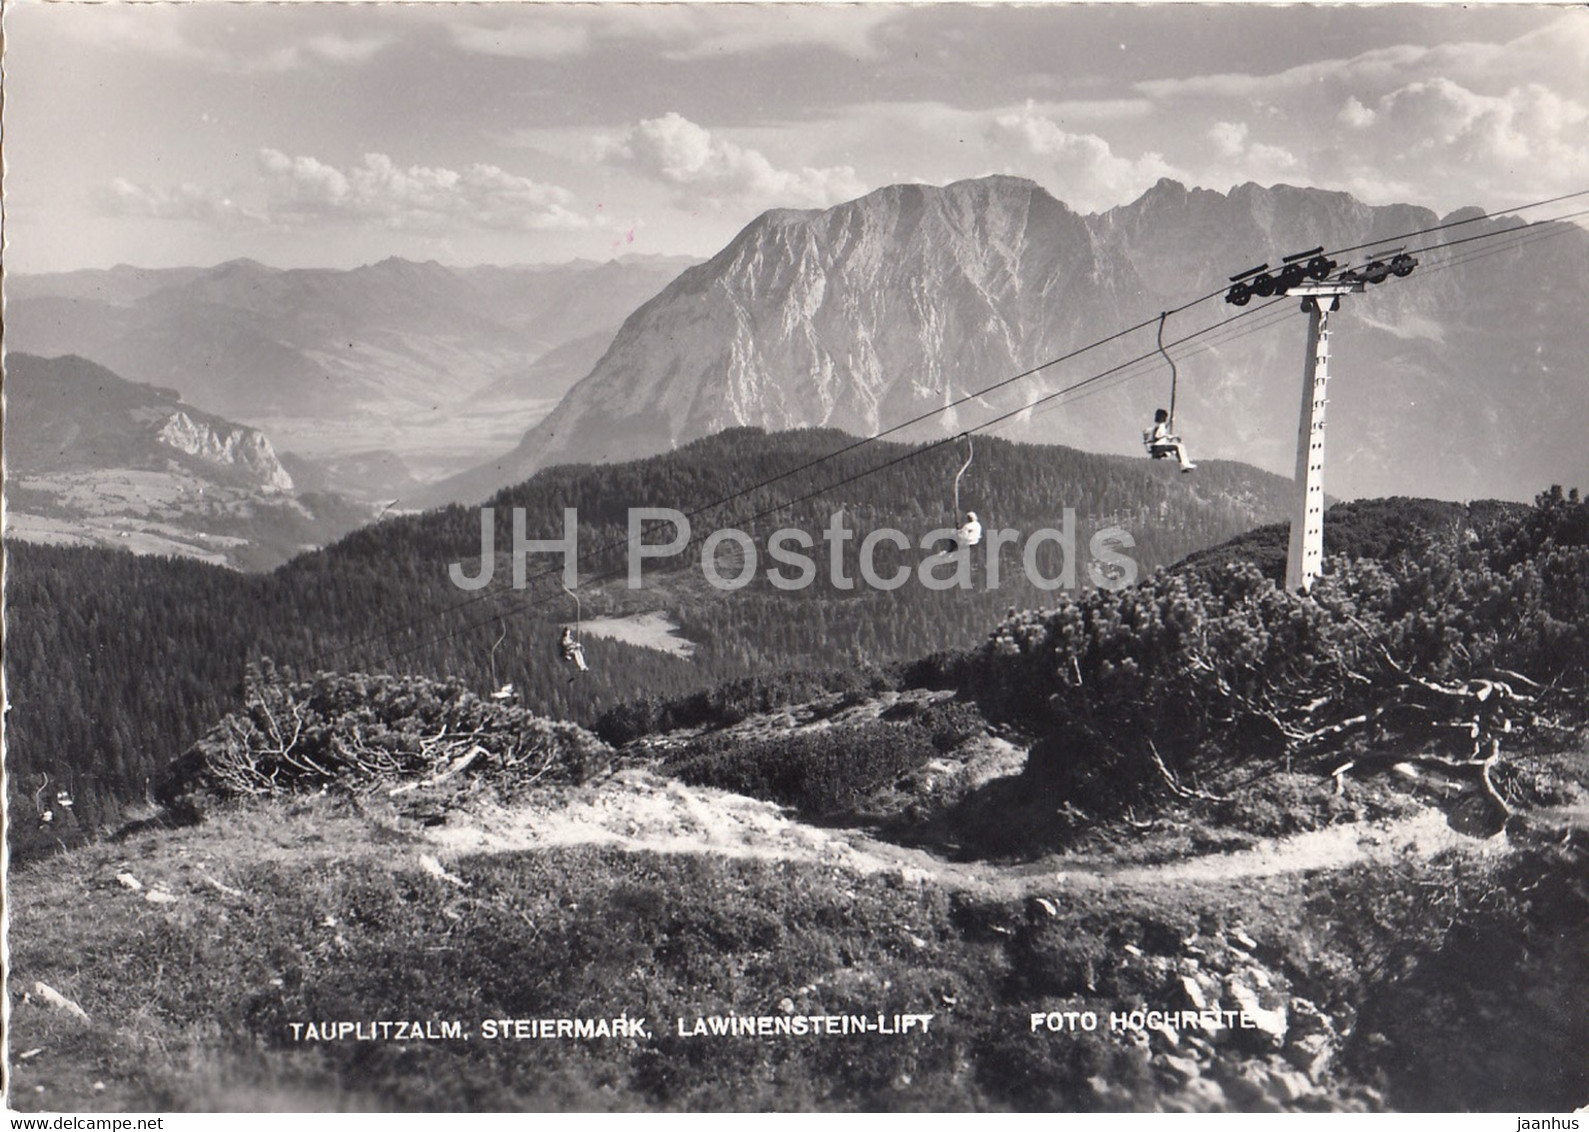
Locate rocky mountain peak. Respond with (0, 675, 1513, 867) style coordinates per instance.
(156, 410, 295, 492)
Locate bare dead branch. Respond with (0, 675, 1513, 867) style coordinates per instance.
(1146, 739, 1229, 802)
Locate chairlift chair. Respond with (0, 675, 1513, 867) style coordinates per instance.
(1142, 313, 1196, 472)
(559, 584, 588, 675)
(951, 434, 981, 547)
(488, 616, 515, 700)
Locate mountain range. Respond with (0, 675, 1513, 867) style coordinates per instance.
(5, 255, 698, 487)
(9, 178, 1584, 516)
(430, 177, 1589, 507)
(3, 353, 373, 570)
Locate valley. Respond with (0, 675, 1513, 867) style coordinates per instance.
(4, 255, 698, 491)
(9, 179, 1587, 525)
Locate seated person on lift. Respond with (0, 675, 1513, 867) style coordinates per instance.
(559, 626, 588, 674)
(934, 510, 982, 557)
(1145, 409, 1196, 472)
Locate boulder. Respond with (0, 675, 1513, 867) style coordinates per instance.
(33, 982, 88, 1023)
(1158, 1053, 1202, 1085)
(1176, 973, 1209, 1012)
(1226, 974, 1288, 1050)
(1285, 1033, 1335, 1083)
(1269, 1066, 1315, 1104)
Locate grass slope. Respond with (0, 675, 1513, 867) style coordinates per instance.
(8, 791, 1585, 1112)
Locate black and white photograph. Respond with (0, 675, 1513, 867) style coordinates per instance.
(3, 0, 1587, 1115)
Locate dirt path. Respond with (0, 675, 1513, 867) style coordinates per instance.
(1025, 808, 1502, 887)
(426, 766, 1509, 897)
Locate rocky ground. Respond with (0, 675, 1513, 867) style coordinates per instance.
(8, 685, 1584, 1112)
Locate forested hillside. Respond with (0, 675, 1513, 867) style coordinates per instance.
(1175, 496, 1529, 582)
(5, 428, 1289, 859)
(10, 476, 1584, 1111)
(21, 429, 1564, 867)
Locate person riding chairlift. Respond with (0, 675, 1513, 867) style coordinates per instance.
(932, 510, 982, 557)
(559, 625, 588, 676)
(1146, 409, 1196, 472)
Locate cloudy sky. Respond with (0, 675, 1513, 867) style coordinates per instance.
(5, 2, 1586, 273)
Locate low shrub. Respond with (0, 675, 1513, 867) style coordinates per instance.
(666, 723, 941, 818)
(160, 664, 610, 803)
(595, 665, 897, 746)
(959, 488, 1588, 816)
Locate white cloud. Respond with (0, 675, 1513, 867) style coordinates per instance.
(601, 113, 866, 211)
(1127, 11, 1589, 210)
(1135, 43, 1434, 102)
(641, 6, 890, 62)
(252, 33, 394, 72)
(259, 150, 351, 210)
(224, 33, 396, 74)
(257, 150, 595, 232)
(1020, 98, 1156, 123)
(987, 104, 1181, 211)
(1208, 121, 1249, 160)
(38, 6, 211, 66)
(1371, 79, 1589, 186)
(1203, 120, 1301, 183)
(102, 152, 593, 234)
(306, 32, 395, 65)
(1339, 97, 1378, 130)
